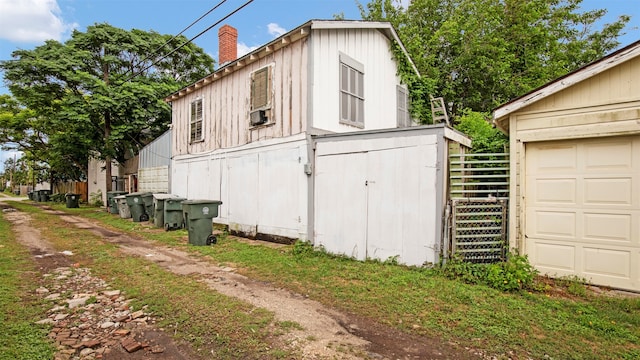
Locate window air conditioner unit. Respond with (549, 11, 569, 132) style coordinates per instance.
(250, 110, 268, 126)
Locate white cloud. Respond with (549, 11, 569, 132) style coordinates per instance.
(0, 0, 77, 43)
(237, 42, 258, 58)
(267, 23, 286, 38)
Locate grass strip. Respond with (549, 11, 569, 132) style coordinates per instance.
(0, 211, 56, 360)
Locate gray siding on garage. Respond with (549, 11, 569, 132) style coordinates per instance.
(138, 130, 172, 193)
(139, 130, 171, 168)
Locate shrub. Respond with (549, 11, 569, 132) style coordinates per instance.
(485, 253, 537, 291)
(442, 252, 538, 292)
(89, 190, 103, 207)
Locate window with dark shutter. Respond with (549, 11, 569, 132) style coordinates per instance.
(251, 67, 270, 110)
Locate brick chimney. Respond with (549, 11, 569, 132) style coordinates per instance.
(218, 24, 238, 66)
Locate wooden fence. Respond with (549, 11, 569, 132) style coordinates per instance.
(53, 182, 89, 202)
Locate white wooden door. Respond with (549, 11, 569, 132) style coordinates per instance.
(314, 152, 368, 260)
(525, 135, 640, 291)
(314, 140, 438, 265)
(227, 154, 259, 233)
(365, 147, 425, 264)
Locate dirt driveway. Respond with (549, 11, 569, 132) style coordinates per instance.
(1, 198, 483, 359)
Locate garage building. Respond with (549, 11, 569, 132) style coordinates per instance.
(493, 40, 640, 292)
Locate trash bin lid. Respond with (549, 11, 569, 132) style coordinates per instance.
(182, 199, 223, 205)
(152, 193, 180, 200)
(125, 192, 150, 197)
(114, 195, 127, 199)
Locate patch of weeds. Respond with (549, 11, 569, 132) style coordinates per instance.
(291, 240, 315, 256)
(486, 253, 537, 291)
(86, 296, 98, 305)
(441, 252, 538, 292)
(278, 320, 304, 331)
(556, 275, 589, 297)
(440, 255, 488, 285)
(89, 190, 104, 207)
(383, 255, 400, 265)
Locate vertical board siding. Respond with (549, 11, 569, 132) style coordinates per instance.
(171, 136, 309, 239)
(172, 40, 308, 157)
(313, 131, 443, 266)
(311, 28, 402, 132)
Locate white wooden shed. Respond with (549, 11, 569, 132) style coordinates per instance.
(493, 40, 640, 291)
(313, 125, 470, 266)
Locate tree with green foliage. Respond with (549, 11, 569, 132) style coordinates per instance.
(0, 23, 214, 188)
(454, 110, 508, 153)
(360, 0, 630, 119)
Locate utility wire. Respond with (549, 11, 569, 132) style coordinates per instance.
(124, 0, 230, 77)
(122, 0, 255, 84)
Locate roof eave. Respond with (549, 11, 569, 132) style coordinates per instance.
(492, 40, 640, 124)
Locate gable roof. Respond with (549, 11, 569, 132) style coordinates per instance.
(493, 40, 640, 132)
(165, 20, 419, 102)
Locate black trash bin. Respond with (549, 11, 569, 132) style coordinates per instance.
(182, 200, 223, 245)
(38, 190, 50, 202)
(65, 193, 80, 208)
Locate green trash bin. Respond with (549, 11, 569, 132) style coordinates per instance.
(163, 197, 186, 231)
(152, 194, 178, 228)
(107, 191, 127, 214)
(125, 192, 149, 222)
(65, 193, 80, 208)
(182, 200, 223, 246)
(141, 193, 157, 222)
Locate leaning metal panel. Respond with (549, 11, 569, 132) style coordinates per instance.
(451, 199, 507, 263)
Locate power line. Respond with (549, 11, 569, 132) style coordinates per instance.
(124, 0, 230, 78)
(122, 0, 255, 84)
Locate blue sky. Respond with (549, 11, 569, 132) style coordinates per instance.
(0, 0, 639, 170)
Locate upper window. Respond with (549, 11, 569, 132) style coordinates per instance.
(251, 66, 271, 111)
(396, 85, 412, 128)
(339, 53, 364, 127)
(190, 98, 203, 142)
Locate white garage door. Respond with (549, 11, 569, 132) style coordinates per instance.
(525, 135, 640, 291)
